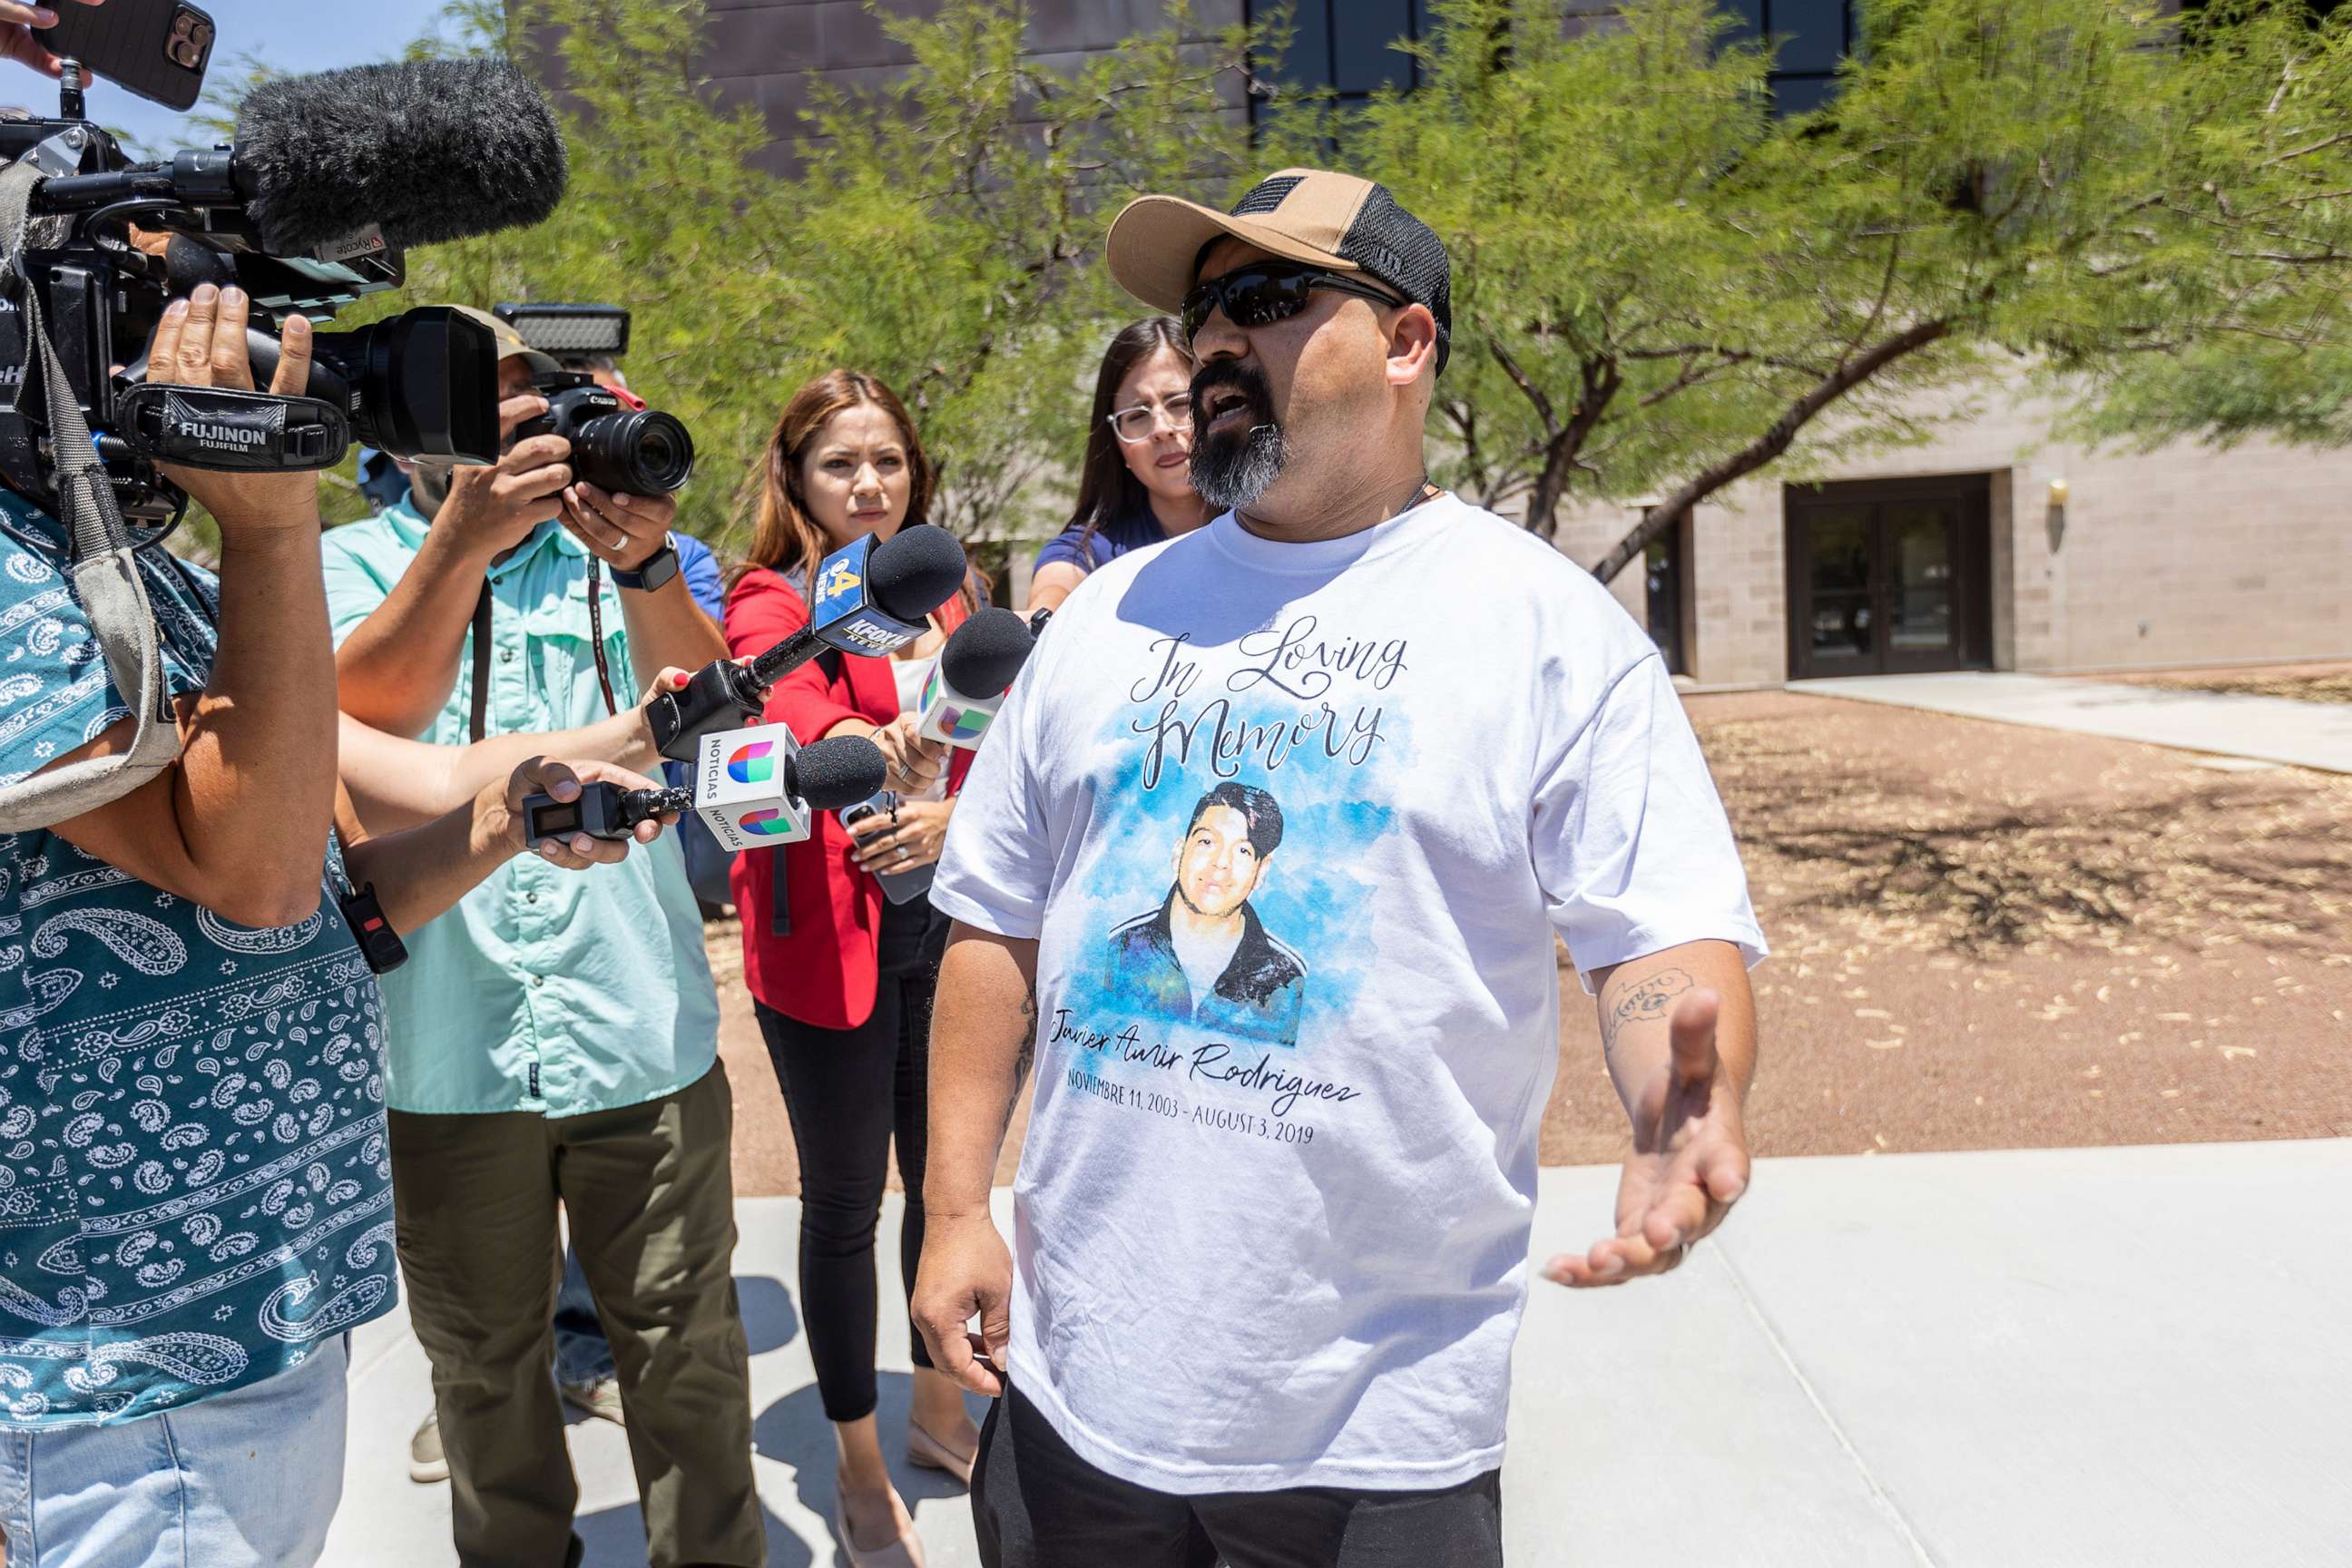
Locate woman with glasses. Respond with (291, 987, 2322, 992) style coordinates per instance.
(1024, 317, 1210, 615)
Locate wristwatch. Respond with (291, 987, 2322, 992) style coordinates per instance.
(611, 534, 680, 593)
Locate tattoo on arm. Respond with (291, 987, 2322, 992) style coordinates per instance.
(1602, 967, 1695, 1062)
(1004, 983, 1039, 1122)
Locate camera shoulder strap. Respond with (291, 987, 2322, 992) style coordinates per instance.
(0, 156, 178, 834)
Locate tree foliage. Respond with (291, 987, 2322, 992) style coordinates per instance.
(1350, 0, 2352, 580)
(322, 0, 1269, 578)
(154, 0, 2352, 582)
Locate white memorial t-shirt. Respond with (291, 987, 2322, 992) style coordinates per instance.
(931, 495, 1766, 1494)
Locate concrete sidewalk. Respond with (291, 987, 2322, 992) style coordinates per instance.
(326, 1139, 2352, 1567)
(1793, 671, 2352, 773)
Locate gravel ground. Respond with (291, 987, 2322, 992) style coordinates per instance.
(713, 691, 2352, 1195)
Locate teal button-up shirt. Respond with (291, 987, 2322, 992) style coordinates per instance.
(320, 496, 720, 1117)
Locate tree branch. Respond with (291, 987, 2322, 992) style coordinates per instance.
(1588, 317, 1954, 583)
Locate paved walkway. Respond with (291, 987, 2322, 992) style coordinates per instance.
(1793, 671, 2352, 773)
(327, 1139, 2352, 1567)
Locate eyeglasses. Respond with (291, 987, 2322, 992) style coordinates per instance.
(1180, 262, 1407, 344)
(1107, 394, 1194, 445)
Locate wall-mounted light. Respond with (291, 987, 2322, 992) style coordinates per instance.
(2044, 476, 2068, 554)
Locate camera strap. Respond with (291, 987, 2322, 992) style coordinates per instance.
(468, 581, 492, 744)
(0, 157, 178, 833)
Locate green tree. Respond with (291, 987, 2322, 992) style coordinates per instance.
(1351, 0, 2352, 583)
(342, 0, 1270, 575)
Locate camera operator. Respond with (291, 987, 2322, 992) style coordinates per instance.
(318, 311, 760, 1567)
(0, 283, 676, 1568)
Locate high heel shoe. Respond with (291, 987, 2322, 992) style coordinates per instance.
(906, 1419, 976, 1486)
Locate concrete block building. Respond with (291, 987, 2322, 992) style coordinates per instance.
(649, 0, 2351, 681)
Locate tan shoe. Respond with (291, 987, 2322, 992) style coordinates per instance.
(407, 1408, 449, 1485)
(835, 1504, 926, 1568)
(559, 1374, 626, 1426)
(906, 1420, 975, 1486)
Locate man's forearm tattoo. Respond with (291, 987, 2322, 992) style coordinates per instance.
(1602, 968, 1695, 1062)
(1004, 983, 1038, 1125)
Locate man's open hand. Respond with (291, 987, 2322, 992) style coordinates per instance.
(1544, 989, 1750, 1288)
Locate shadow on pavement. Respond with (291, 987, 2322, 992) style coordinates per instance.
(736, 1272, 800, 1357)
(755, 1370, 986, 1540)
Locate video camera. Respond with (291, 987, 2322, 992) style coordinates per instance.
(0, 51, 568, 529)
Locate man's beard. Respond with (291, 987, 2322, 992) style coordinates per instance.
(1188, 362, 1288, 514)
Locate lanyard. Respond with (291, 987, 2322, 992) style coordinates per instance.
(466, 561, 620, 746)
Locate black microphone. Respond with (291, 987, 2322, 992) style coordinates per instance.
(648, 524, 971, 763)
(745, 524, 969, 687)
(232, 59, 569, 254)
(916, 607, 1034, 748)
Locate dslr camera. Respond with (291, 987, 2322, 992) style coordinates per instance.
(496, 302, 695, 496)
(0, 49, 565, 530)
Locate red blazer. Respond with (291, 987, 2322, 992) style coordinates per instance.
(724, 564, 976, 1029)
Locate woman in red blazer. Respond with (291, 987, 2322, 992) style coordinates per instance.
(724, 369, 984, 1564)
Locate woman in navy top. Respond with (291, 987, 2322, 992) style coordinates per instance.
(1025, 317, 1212, 614)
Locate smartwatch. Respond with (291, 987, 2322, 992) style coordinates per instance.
(611, 534, 681, 593)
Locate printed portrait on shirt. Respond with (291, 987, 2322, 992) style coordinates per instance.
(1102, 782, 1307, 1047)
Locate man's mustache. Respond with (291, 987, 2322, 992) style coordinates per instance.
(1190, 362, 1274, 426)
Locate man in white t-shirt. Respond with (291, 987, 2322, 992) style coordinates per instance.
(915, 167, 1769, 1567)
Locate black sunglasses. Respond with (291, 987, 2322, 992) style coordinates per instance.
(1180, 262, 1407, 343)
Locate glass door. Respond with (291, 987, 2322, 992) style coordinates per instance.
(1882, 501, 1959, 672)
(1786, 478, 1987, 680)
(1798, 504, 1876, 673)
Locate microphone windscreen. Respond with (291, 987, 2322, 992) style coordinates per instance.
(791, 738, 889, 811)
(939, 607, 1034, 698)
(234, 58, 569, 255)
(867, 524, 969, 623)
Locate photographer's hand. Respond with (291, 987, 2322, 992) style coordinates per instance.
(147, 283, 320, 532)
(3, 1, 103, 80)
(46, 281, 340, 928)
(436, 398, 570, 559)
(560, 484, 675, 572)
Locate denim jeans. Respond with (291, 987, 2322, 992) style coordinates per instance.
(0, 1336, 349, 1568)
(553, 1241, 618, 1387)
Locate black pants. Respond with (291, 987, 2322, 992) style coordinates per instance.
(754, 897, 944, 1423)
(975, 1386, 1505, 1568)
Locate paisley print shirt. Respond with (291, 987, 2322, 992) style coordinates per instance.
(0, 495, 396, 1427)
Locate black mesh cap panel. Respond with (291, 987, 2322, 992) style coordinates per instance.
(1230, 175, 1306, 217)
(1338, 184, 1453, 376)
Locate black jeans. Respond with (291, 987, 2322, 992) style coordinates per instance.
(753, 896, 945, 1423)
(975, 1386, 1506, 1568)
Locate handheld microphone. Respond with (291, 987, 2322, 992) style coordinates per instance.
(647, 524, 970, 763)
(522, 730, 886, 852)
(916, 607, 1035, 748)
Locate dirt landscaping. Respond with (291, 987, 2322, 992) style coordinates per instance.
(2111, 659, 2352, 704)
(712, 691, 2352, 1195)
